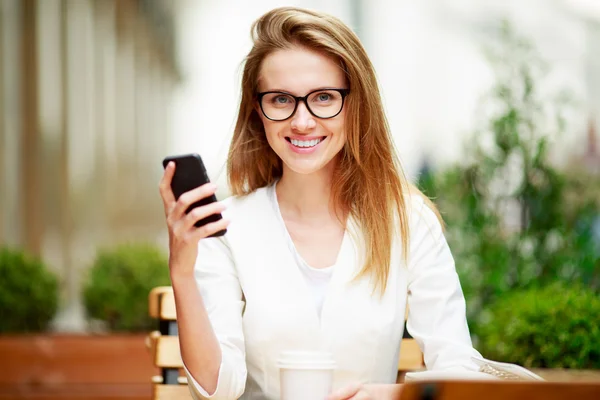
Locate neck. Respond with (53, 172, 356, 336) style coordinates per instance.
(276, 161, 338, 222)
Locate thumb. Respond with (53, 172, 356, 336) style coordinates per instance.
(327, 383, 362, 400)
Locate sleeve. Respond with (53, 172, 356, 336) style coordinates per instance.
(182, 235, 247, 400)
(405, 196, 484, 373)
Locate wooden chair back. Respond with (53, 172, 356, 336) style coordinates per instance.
(147, 286, 425, 399)
(148, 287, 190, 400)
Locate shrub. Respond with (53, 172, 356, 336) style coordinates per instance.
(475, 283, 600, 369)
(83, 243, 171, 332)
(0, 247, 59, 333)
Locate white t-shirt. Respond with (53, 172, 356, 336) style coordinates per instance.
(268, 184, 334, 317)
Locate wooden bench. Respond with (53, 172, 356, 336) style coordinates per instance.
(147, 286, 425, 399)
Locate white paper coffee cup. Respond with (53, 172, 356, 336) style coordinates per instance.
(277, 351, 337, 400)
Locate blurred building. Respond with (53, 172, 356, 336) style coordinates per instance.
(0, 0, 180, 330)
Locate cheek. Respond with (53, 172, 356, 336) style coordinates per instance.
(328, 108, 346, 138)
(325, 119, 346, 142)
(261, 120, 280, 147)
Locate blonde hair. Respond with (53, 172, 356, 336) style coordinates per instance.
(227, 7, 440, 293)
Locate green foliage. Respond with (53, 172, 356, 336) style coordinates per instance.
(83, 243, 171, 332)
(475, 284, 600, 369)
(416, 21, 600, 336)
(0, 247, 59, 333)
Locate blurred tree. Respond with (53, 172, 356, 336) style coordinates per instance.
(83, 243, 170, 332)
(417, 21, 600, 335)
(0, 247, 59, 333)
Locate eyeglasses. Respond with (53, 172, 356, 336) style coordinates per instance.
(257, 88, 350, 121)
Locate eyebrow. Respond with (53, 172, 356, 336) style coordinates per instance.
(258, 86, 345, 95)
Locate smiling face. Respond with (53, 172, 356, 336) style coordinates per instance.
(257, 46, 348, 177)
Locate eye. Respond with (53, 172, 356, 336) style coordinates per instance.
(310, 91, 340, 104)
(263, 93, 295, 108)
(316, 93, 331, 102)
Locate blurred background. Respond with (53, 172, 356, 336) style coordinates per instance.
(1, 0, 599, 398)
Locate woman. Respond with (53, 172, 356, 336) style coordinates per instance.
(159, 6, 504, 400)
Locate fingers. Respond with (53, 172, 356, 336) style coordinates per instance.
(172, 212, 229, 245)
(170, 182, 218, 221)
(182, 201, 227, 231)
(159, 162, 176, 212)
(327, 383, 361, 400)
(191, 217, 230, 240)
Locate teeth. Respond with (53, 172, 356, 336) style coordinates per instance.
(290, 138, 323, 148)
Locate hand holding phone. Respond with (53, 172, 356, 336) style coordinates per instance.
(159, 153, 230, 276)
(161, 153, 228, 238)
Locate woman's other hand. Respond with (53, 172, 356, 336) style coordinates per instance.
(159, 161, 230, 277)
(326, 383, 404, 400)
(327, 383, 373, 400)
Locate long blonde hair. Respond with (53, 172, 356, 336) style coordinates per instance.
(227, 7, 440, 293)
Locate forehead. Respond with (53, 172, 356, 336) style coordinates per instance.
(258, 46, 346, 93)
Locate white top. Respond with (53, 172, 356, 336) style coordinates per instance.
(183, 185, 491, 400)
(297, 262, 334, 318)
(268, 183, 334, 318)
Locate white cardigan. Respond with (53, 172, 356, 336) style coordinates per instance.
(184, 186, 486, 399)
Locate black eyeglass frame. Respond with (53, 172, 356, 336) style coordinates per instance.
(256, 88, 350, 121)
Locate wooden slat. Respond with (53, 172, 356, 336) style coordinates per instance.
(155, 336, 183, 369)
(399, 380, 600, 400)
(398, 338, 424, 371)
(159, 290, 177, 320)
(153, 384, 194, 400)
(152, 375, 189, 384)
(146, 330, 161, 356)
(149, 286, 174, 319)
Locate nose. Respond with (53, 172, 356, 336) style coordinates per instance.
(290, 101, 316, 132)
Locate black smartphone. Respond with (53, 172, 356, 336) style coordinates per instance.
(162, 153, 227, 237)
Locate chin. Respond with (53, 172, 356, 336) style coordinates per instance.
(283, 161, 327, 176)
(282, 152, 341, 176)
